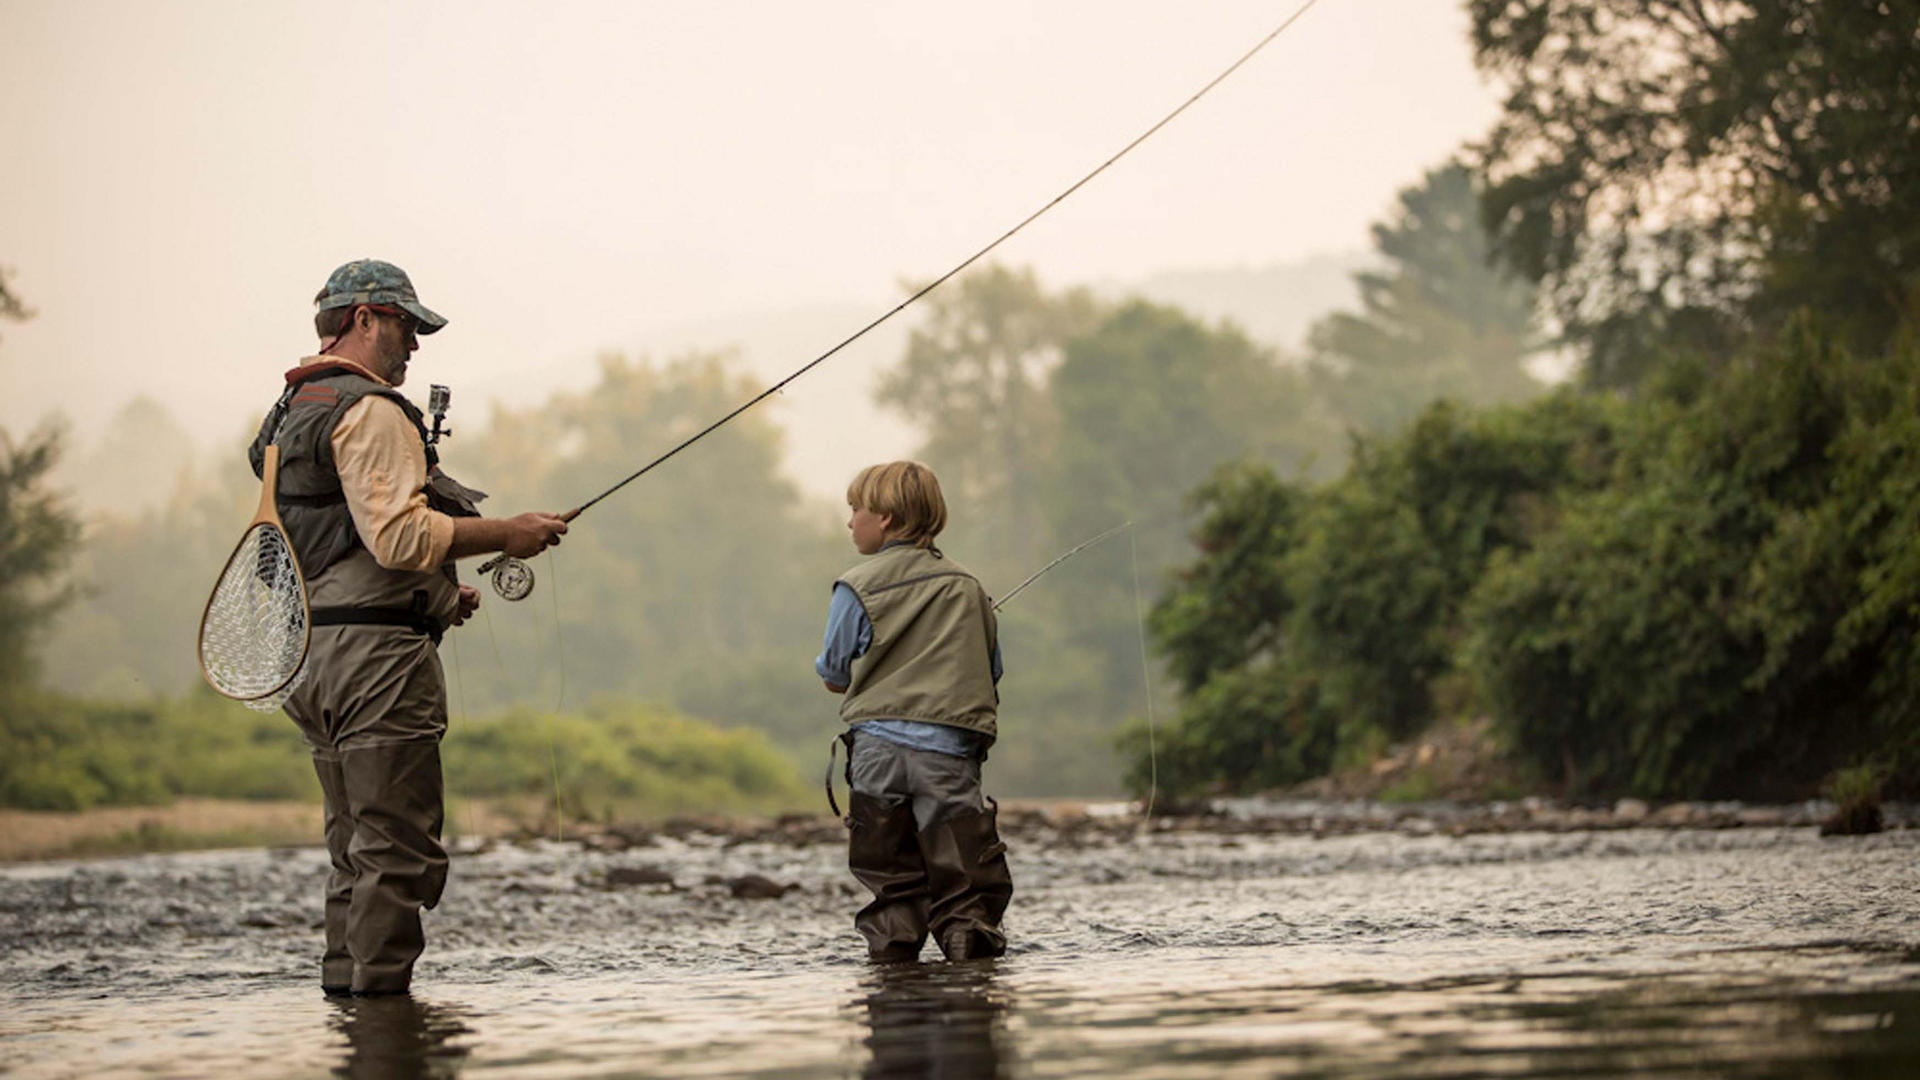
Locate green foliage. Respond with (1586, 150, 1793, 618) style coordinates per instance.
(1467, 324, 1920, 798)
(0, 685, 811, 816)
(1133, 393, 1620, 798)
(1042, 299, 1328, 686)
(0, 686, 305, 811)
(443, 700, 812, 821)
(1309, 162, 1543, 433)
(0, 424, 83, 690)
(1470, 0, 1920, 386)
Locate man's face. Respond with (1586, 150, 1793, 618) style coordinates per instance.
(367, 309, 419, 386)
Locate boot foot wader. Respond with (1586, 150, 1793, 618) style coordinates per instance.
(846, 791, 931, 962)
(920, 802, 1013, 961)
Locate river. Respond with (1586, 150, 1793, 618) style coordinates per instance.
(3, 810, 1918, 1077)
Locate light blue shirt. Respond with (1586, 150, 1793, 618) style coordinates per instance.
(815, 576, 1001, 759)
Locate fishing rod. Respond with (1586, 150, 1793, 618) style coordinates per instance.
(992, 521, 1133, 612)
(479, 0, 1324, 601)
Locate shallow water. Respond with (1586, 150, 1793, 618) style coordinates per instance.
(4, 822, 1918, 1077)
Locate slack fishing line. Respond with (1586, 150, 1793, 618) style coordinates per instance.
(477, 0, 1325, 600)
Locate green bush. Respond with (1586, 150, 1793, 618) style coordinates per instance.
(1467, 323, 1920, 798)
(1, 687, 812, 818)
(1132, 393, 1619, 798)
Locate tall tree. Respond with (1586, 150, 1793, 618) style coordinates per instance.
(1471, 0, 1920, 387)
(0, 273, 80, 692)
(875, 265, 1098, 581)
(1309, 162, 1542, 434)
(1043, 300, 1324, 685)
(0, 430, 79, 690)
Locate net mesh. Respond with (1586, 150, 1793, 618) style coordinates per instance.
(200, 521, 309, 711)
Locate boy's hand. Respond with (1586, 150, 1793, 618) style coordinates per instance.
(822, 680, 847, 694)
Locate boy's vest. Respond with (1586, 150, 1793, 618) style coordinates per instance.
(837, 545, 999, 742)
(246, 363, 482, 634)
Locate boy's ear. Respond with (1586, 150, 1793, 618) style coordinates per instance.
(878, 512, 895, 534)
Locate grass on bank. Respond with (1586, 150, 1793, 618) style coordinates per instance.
(0, 687, 815, 858)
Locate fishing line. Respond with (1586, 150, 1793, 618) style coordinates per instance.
(553, 0, 1326, 524)
(446, 633, 480, 841)
(545, 549, 569, 713)
(1128, 529, 1160, 819)
(523, 578, 570, 845)
(483, 603, 565, 842)
(542, 550, 569, 840)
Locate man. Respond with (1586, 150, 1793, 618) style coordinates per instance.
(248, 258, 568, 996)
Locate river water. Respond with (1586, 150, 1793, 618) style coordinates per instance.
(4, 814, 1918, 1077)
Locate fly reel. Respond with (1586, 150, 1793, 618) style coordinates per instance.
(478, 554, 536, 601)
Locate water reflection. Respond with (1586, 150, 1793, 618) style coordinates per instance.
(327, 995, 473, 1080)
(856, 962, 1013, 1079)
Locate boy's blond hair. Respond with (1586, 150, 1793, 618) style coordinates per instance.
(847, 461, 948, 548)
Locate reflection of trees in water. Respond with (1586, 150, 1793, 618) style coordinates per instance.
(327, 996, 473, 1080)
(857, 962, 1014, 1079)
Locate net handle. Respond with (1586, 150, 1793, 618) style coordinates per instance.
(250, 444, 285, 528)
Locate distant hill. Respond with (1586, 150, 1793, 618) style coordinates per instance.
(1113, 251, 1369, 355)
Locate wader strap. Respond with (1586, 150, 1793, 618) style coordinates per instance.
(310, 606, 443, 645)
(825, 730, 857, 822)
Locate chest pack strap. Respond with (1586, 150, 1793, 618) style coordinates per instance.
(310, 605, 443, 645)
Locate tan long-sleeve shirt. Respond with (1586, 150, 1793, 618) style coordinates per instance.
(312, 357, 456, 572)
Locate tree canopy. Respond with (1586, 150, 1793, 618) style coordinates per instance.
(1471, 0, 1920, 386)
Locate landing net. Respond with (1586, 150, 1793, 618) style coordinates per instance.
(199, 521, 310, 712)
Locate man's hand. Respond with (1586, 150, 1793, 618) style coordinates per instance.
(500, 512, 568, 558)
(452, 584, 481, 627)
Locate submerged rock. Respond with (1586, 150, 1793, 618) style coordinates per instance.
(604, 865, 676, 888)
(720, 874, 798, 900)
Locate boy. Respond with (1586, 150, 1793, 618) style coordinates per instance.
(817, 461, 1012, 962)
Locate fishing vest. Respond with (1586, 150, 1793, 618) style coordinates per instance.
(246, 363, 483, 634)
(837, 544, 1000, 743)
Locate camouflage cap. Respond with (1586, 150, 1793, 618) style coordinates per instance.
(315, 259, 447, 335)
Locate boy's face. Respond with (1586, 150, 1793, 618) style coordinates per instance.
(848, 504, 892, 555)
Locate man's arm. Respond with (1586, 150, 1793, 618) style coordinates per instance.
(334, 397, 568, 568)
(448, 514, 569, 560)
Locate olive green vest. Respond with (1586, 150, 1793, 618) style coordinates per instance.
(246, 363, 481, 626)
(838, 545, 1000, 742)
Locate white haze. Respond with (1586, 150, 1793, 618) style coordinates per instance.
(0, 0, 1498, 505)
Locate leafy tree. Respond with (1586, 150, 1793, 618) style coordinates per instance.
(1310, 162, 1543, 434)
(1469, 320, 1920, 799)
(0, 428, 82, 690)
(0, 269, 81, 693)
(1044, 299, 1325, 687)
(1470, 0, 1920, 387)
(876, 265, 1099, 582)
(1131, 392, 1621, 798)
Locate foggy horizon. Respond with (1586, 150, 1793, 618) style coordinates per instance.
(3, 0, 1497, 503)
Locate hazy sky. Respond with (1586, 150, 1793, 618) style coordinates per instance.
(1, 0, 1499, 502)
